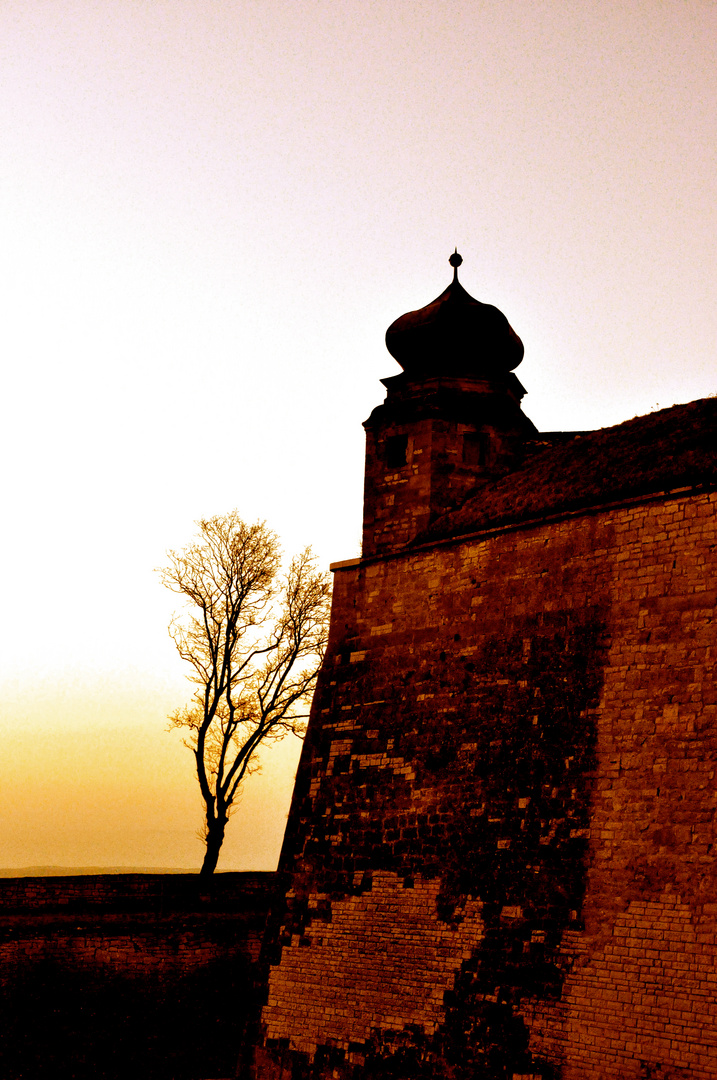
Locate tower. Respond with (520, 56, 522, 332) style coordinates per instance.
(362, 251, 537, 556)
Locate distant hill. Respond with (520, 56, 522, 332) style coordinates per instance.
(0, 865, 204, 877)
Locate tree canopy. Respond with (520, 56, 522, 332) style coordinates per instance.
(160, 512, 331, 876)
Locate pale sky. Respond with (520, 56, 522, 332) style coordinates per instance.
(1, 1, 715, 871)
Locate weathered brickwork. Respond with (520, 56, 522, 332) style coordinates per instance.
(264, 871, 484, 1055)
(252, 489, 717, 1080)
(0, 872, 279, 1079)
(0, 871, 275, 979)
(522, 892, 717, 1078)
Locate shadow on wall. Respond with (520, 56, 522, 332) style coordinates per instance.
(435, 610, 608, 1079)
(257, 602, 608, 1080)
(0, 955, 249, 1080)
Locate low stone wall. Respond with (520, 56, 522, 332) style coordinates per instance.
(0, 871, 277, 973)
(0, 871, 279, 1080)
(0, 868, 276, 910)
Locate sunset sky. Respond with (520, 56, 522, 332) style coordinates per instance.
(1, 1, 715, 872)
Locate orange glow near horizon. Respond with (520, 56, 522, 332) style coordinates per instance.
(1, 1, 715, 871)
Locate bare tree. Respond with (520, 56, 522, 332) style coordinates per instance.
(159, 512, 331, 877)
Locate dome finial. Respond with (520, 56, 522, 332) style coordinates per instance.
(448, 248, 463, 281)
(385, 252, 524, 375)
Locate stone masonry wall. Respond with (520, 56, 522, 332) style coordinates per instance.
(0, 871, 276, 978)
(251, 489, 717, 1080)
(0, 872, 279, 1079)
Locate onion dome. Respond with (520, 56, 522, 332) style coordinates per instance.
(385, 251, 524, 377)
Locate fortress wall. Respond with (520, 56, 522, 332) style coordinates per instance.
(254, 490, 717, 1080)
(0, 872, 279, 1079)
(0, 871, 277, 978)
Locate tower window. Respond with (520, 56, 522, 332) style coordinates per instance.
(385, 434, 409, 468)
(462, 433, 485, 466)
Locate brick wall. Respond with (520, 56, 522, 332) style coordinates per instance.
(0, 871, 279, 1079)
(251, 490, 717, 1080)
(0, 871, 277, 977)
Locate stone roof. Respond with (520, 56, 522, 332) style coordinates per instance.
(421, 396, 717, 543)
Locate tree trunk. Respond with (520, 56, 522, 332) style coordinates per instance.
(200, 819, 226, 878)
